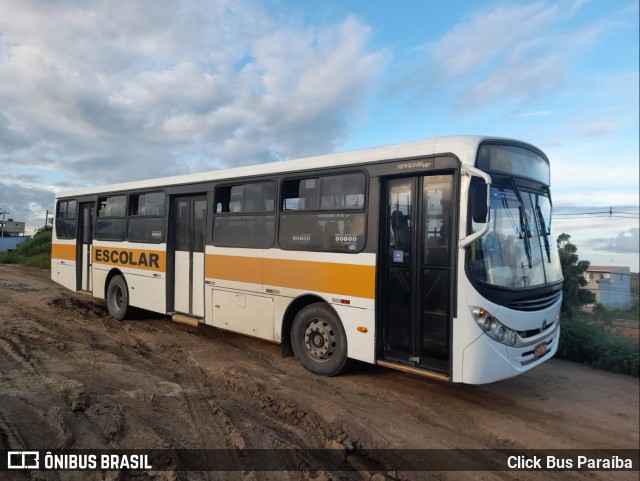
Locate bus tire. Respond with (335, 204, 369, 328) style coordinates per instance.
(291, 303, 348, 376)
(106, 275, 129, 320)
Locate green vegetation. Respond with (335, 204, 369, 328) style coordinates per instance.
(631, 273, 639, 308)
(591, 304, 640, 323)
(556, 233, 595, 317)
(0, 227, 51, 269)
(558, 316, 639, 377)
(555, 233, 639, 377)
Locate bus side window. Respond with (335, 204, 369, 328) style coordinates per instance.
(128, 192, 165, 243)
(215, 188, 231, 213)
(280, 173, 366, 253)
(95, 195, 126, 241)
(213, 181, 275, 249)
(55, 199, 77, 239)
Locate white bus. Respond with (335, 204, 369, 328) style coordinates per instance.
(51, 136, 563, 384)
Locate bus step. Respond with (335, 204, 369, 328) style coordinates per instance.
(171, 313, 201, 327)
(376, 360, 450, 382)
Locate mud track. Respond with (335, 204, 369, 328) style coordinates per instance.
(0, 265, 637, 481)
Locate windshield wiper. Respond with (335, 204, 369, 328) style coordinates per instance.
(510, 179, 533, 268)
(536, 204, 551, 263)
(518, 206, 532, 268)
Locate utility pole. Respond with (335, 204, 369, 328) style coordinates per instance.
(0, 209, 9, 253)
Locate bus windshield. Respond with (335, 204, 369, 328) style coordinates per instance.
(468, 186, 563, 288)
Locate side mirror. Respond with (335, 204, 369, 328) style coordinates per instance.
(471, 183, 488, 223)
(459, 165, 492, 249)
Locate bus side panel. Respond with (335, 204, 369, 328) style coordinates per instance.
(91, 241, 168, 315)
(92, 266, 108, 300)
(126, 272, 167, 313)
(332, 304, 375, 363)
(204, 247, 377, 363)
(262, 251, 377, 364)
(271, 296, 375, 363)
(210, 288, 275, 341)
(273, 295, 292, 343)
(51, 240, 77, 292)
(93, 264, 167, 314)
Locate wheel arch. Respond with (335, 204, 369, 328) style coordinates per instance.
(104, 268, 126, 299)
(280, 294, 340, 358)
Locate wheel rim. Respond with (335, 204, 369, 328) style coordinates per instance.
(303, 318, 336, 361)
(111, 285, 123, 312)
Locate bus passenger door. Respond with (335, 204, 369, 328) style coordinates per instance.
(76, 202, 94, 292)
(171, 194, 207, 317)
(380, 174, 455, 375)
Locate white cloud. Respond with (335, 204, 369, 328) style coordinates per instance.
(0, 179, 54, 232)
(0, 0, 387, 198)
(430, 2, 558, 77)
(405, 1, 606, 112)
(553, 210, 639, 271)
(591, 227, 640, 254)
(553, 217, 640, 272)
(578, 121, 621, 137)
(524, 111, 554, 117)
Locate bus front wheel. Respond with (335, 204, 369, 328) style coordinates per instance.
(291, 303, 348, 376)
(106, 275, 129, 320)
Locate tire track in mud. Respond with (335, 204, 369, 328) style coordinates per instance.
(96, 306, 390, 477)
(0, 291, 554, 479)
(81, 323, 363, 480)
(163, 348, 402, 477)
(20, 292, 336, 457)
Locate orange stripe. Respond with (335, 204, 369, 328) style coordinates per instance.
(264, 258, 375, 299)
(92, 247, 166, 272)
(51, 243, 76, 261)
(205, 254, 262, 285)
(205, 254, 375, 299)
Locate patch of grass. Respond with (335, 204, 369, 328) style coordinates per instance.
(22, 254, 52, 269)
(0, 251, 20, 264)
(0, 228, 52, 269)
(593, 305, 640, 323)
(557, 316, 639, 377)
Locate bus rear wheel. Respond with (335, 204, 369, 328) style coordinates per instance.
(291, 303, 348, 376)
(106, 275, 129, 320)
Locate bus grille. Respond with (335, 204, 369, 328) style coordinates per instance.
(509, 290, 561, 311)
(518, 320, 556, 339)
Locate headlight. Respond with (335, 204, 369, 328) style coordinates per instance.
(495, 325, 506, 342)
(483, 317, 493, 332)
(471, 306, 521, 347)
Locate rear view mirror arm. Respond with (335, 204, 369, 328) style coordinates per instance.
(459, 165, 492, 249)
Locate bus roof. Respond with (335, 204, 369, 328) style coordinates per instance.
(55, 135, 529, 198)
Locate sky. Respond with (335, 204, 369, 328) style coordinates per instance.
(0, 0, 638, 270)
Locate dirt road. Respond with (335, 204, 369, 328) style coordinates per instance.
(0, 265, 637, 481)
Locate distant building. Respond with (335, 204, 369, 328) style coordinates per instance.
(584, 266, 631, 310)
(0, 218, 28, 252)
(0, 218, 26, 236)
(0, 235, 30, 253)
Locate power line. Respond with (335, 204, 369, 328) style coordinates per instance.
(554, 206, 639, 218)
(555, 213, 639, 217)
(554, 215, 639, 219)
(553, 212, 640, 217)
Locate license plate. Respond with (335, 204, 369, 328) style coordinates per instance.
(534, 342, 547, 359)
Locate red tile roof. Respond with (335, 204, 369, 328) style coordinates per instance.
(587, 266, 628, 272)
